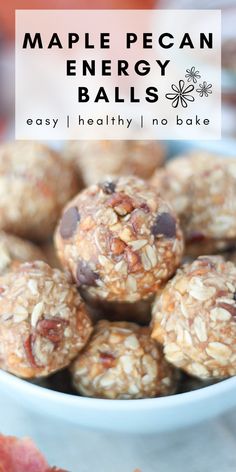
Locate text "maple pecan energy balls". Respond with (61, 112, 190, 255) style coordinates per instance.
(55, 176, 184, 303)
(152, 256, 236, 379)
(71, 320, 179, 399)
(63, 140, 165, 186)
(0, 141, 78, 241)
(0, 261, 92, 378)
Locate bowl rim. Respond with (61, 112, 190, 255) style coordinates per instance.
(1, 368, 236, 411)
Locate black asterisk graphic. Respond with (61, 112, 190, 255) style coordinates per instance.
(196, 81, 213, 97)
(165, 80, 195, 108)
(185, 66, 201, 84)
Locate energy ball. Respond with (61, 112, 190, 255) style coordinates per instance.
(63, 140, 165, 186)
(55, 176, 184, 303)
(151, 152, 236, 256)
(152, 256, 236, 379)
(0, 141, 78, 241)
(0, 261, 92, 378)
(71, 320, 179, 399)
(0, 231, 45, 274)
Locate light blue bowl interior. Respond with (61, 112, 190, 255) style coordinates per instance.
(167, 138, 236, 159)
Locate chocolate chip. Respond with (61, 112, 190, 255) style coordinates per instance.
(233, 292, 236, 301)
(151, 213, 176, 239)
(76, 260, 99, 287)
(110, 237, 126, 255)
(100, 180, 116, 194)
(60, 207, 80, 239)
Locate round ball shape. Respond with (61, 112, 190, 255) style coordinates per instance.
(0, 261, 92, 378)
(55, 176, 184, 303)
(152, 256, 236, 379)
(0, 141, 78, 240)
(151, 153, 236, 255)
(71, 320, 179, 399)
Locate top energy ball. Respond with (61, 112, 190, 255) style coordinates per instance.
(63, 140, 165, 186)
(0, 141, 78, 241)
(55, 176, 184, 303)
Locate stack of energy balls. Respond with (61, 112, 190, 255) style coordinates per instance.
(0, 139, 235, 400)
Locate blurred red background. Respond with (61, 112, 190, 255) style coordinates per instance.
(0, 0, 156, 40)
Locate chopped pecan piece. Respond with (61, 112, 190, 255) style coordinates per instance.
(218, 302, 236, 318)
(151, 213, 176, 239)
(125, 248, 142, 273)
(106, 193, 134, 216)
(24, 334, 39, 367)
(100, 352, 116, 368)
(37, 318, 69, 344)
(110, 237, 127, 256)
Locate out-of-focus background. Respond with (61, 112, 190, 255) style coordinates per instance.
(161, 0, 236, 139)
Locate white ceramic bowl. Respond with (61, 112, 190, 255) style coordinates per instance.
(1, 139, 236, 434)
(0, 370, 236, 433)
